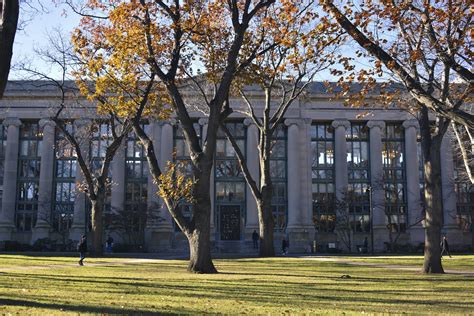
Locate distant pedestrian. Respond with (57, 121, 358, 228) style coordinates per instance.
(77, 235, 87, 266)
(363, 237, 368, 254)
(440, 235, 452, 258)
(252, 230, 259, 249)
(282, 239, 288, 255)
(106, 235, 114, 253)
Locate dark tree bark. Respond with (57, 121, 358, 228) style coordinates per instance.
(90, 190, 105, 256)
(420, 107, 445, 273)
(0, 0, 19, 98)
(187, 171, 217, 273)
(257, 189, 275, 257)
(257, 126, 275, 257)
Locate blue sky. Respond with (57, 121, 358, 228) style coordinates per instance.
(10, 4, 79, 79)
(9, 3, 370, 83)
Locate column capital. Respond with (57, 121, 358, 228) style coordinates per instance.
(402, 119, 419, 130)
(160, 118, 177, 126)
(284, 118, 303, 127)
(39, 118, 55, 130)
(3, 117, 21, 128)
(243, 118, 256, 126)
(303, 118, 313, 125)
(331, 119, 350, 130)
(366, 120, 385, 130)
(198, 118, 208, 126)
(73, 118, 92, 128)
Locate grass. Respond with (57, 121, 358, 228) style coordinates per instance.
(327, 254, 474, 271)
(0, 254, 473, 315)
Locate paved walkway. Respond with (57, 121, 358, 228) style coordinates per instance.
(0, 257, 179, 272)
(1, 254, 473, 276)
(301, 256, 474, 276)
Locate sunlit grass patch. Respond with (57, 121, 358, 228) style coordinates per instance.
(0, 255, 473, 314)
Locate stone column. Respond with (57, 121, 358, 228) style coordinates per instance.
(403, 120, 424, 245)
(32, 119, 56, 242)
(147, 120, 175, 251)
(331, 119, 350, 203)
(440, 132, 459, 241)
(285, 119, 302, 229)
(244, 118, 259, 238)
(331, 119, 350, 252)
(145, 121, 162, 251)
(110, 141, 126, 214)
(366, 120, 386, 251)
(70, 119, 91, 241)
(0, 117, 21, 241)
(159, 120, 175, 228)
(285, 118, 312, 252)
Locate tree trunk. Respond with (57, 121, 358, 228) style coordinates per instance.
(0, 0, 19, 98)
(422, 141, 444, 273)
(187, 171, 217, 274)
(90, 193, 105, 256)
(257, 189, 275, 257)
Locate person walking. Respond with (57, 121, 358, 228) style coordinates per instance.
(363, 237, 369, 254)
(106, 235, 114, 253)
(440, 235, 452, 258)
(77, 235, 88, 266)
(282, 239, 288, 255)
(252, 230, 259, 249)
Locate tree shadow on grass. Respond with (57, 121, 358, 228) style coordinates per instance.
(0, 297, 178, 315)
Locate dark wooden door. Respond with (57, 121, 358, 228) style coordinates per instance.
(219, 205, 241, 240)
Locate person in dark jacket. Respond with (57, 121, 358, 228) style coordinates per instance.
(282, 239, 288, 255)
(77, 235, 87, 266)
(252, 230, 259, 249)
(440, 235, 452, 258)
(106, 235, 114, 253)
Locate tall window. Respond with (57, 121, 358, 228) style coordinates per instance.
(16, 121, 42, 231)
(311, 123, 335, 232)
(173, 122, 201, 231)
(89, 122, 112, 214)
(124, 124, 149, 236)
(0, 123, 5, 211)
(271, 125, 287, 232)
(346, 123, 370, 233)
(382, 123, 407, 232)
(453, 140, 473, 232)
(215, 123, 246, 202)
(53, 124, 77, 232)
(214, 122, 246, 238)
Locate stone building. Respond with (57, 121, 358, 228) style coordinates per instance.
(0, 81, 472, 252)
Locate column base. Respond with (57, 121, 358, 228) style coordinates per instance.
(373, 225, 389, 252)
(31, 222, 51, 244)
(144, 225, 173, 252)
(443, 224, 468, 250)
(70, 225, 87, 242)
(0, 221, 14, 241)
(409, 225, 425, 246)
(0, 221, 13, 251)
(286, 226, 315, 253)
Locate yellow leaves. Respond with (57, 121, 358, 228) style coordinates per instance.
(158, 161, 195, 205)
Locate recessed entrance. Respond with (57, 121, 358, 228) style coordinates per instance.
(219, 205, 241, 241)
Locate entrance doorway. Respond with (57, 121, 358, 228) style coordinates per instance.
(219, 205, 241, 241)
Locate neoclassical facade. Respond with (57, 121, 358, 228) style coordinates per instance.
(0, 81, 472, 252)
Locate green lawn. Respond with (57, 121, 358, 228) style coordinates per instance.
(319, 254, 474, 271)
(0, 254, 473, 315)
